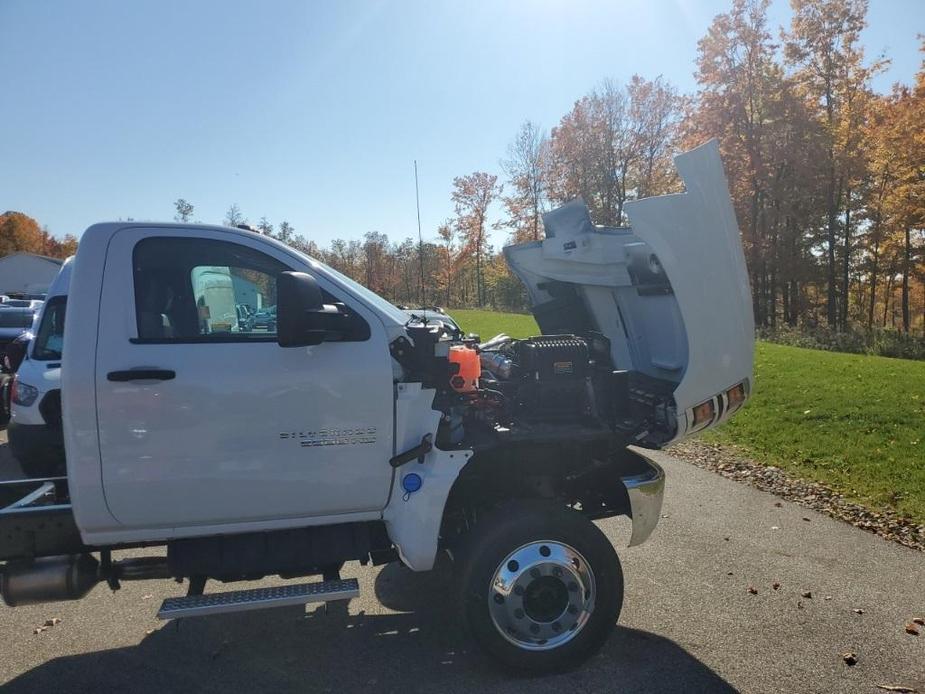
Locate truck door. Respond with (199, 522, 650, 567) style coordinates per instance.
(94, 228, 394, 530)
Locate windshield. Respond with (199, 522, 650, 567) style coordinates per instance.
(0, 310, 33, 328)
(308, 257, 410, 326)
(32, 296, 65, 360)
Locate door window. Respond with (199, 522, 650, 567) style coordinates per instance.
(133, 237, 286, 342)
(33, 296, 66, 360)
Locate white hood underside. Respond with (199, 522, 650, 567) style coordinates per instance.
(504, 140, 755, 443)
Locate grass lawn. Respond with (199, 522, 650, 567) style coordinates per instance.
(450, 308, 539, 340)
(706, 342, 925, 523)
(453, 308, 925, 523)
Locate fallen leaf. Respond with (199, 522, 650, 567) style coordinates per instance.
(853, 608, 865, 615)
(797, 600, 804, 609)
(905, 623, 920, 636)
(33, 627, 46, 635)
(774, 501, 782, 508)
(824, 595, 833, 601)
(875, 686, 917, 693)
(772, 582, 781, 590)
(724, 537, 730, 541)
(747, 586, 758, 595)
(727, 571, 734, 576)
(842, 652, 858, 666)
(43, 618, 61, 627)
(801, 591, 813, 599)
(802, 517, 811, 522)
(913, 617, 924, 626)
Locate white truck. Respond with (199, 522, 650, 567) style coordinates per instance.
(0, 141, 754, 673)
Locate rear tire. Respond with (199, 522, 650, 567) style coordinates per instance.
(455, 500, 623, 674)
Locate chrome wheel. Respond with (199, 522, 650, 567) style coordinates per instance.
(487, 541, 596, 651)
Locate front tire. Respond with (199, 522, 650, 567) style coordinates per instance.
(455, 501, 623, 674)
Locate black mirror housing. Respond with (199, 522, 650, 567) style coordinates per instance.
(277, 272, 326, 347)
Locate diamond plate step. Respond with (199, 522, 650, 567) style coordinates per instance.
(157, 578, 359, 619)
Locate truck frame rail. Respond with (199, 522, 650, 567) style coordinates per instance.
(0, 477, 88, 561)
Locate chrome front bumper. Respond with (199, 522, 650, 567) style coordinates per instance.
(621, 448, 666, 547)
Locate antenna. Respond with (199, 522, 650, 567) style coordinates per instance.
(414, 160, 425, 305)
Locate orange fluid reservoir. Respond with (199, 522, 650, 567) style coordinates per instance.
(448, 345, 481, 393)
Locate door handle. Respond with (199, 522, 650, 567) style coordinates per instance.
(107, 369, 176, 382)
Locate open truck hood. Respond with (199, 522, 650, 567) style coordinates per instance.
(504, 140, 754, 445)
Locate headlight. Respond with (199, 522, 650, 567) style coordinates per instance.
(11, 378, 39, 407)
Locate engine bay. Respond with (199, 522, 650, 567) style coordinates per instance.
(391, 314, 680, 451)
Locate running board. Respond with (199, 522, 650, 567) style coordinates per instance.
(157, 578, 359, 619)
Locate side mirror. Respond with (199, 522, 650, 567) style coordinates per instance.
(277, 272, 327, 347)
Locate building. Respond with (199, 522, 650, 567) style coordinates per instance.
(0, 253, 64, 296)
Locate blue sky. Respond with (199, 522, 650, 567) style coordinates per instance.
(1, 0, 922, 249)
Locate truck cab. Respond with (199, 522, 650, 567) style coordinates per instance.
(0, 140, 753, 674)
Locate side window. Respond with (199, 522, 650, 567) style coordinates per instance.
(190, 266, 278, 337)
(32, 296, 67, 360)
(133, 237, 287, 342)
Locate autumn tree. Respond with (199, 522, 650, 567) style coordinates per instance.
(547, 77, 682, 227)
(224, 204, 245, 227)
(784, 0, 883, 328)
(499, 120, 549, 242)
(627, 75, 685, 198)
(870, 47, 925, 332)
(436, 221, 458, 306)
(44, 233, 78, 259)
(0, 211, 46, 256)
(277, 221, 295, 244)
(689, 0, 800, 326)
(257, 216, 274, 236)
(173, 198, 194, 222)
(452, 172, 500, 306)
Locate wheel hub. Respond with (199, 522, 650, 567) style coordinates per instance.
(488, 541, 595, 651)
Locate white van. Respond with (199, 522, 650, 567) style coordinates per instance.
(8, 259, 71, 478)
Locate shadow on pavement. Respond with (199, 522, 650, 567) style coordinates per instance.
(3, 558, 734, 693)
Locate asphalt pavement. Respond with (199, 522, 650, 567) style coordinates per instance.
(0, 436, 922, 693)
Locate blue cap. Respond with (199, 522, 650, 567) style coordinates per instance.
(402, 473, 423, 494)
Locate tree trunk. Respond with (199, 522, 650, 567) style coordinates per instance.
(901, 226, 911, 332)
(883, 268, 894, 327)
(840, 190, 851, 331)
(445, 251, 452, 307)
(825, 173, 841, 328)
(475, 239, 483, 307)
(867, 239, 879, 330)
